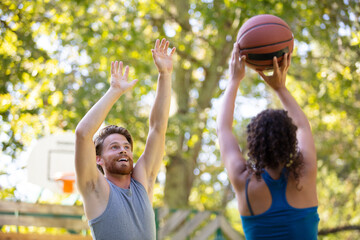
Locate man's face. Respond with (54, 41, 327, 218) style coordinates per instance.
(98, 133, 134, 175)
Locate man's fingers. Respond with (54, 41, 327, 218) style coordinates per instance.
(111, 61, 115, 74)
(155, 39, 160, 50)
(130, 79, 138, 87)
(171, 47, 176, 55)
(118, 61, 123, 75)
(164, 41, 169, 54)
(159, 38, 166, 50)
(113, 61, 118, 74)
(154, 38, 171, 54)
(124, 65, 129, 78)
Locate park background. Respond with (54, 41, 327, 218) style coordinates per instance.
(0, 0, 359, 239)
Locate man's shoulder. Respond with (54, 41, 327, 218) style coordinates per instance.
(130, 177, 147, 192)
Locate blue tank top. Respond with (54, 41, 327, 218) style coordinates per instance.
(240, 169, 320, 240)
(89, 178, 156, 240)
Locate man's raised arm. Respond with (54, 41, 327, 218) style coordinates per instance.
(133, 38, 176, 199)
(75, 61, 138, 194)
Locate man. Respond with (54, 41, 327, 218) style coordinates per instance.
(217, 43, 319, 239)
(75, 38, 176, 240)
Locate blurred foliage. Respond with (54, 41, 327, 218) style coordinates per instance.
(1, 0, 360, 237)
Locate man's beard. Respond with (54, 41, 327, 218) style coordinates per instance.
(104, 160, 133, 175)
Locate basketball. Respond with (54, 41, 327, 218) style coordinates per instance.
(237, 14, 294, 71)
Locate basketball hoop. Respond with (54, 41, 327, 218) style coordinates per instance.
(54, 172, 76, 193)
(27, 133, 76, 194)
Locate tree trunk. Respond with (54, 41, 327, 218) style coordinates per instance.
(164, 155, 196, 208)
(163, 0, 239, 209)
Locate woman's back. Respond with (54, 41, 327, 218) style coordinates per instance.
(239, 169, 319, 240)
(238, 167, 318, 216)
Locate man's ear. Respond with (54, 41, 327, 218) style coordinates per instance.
(96, 155, 102, 165)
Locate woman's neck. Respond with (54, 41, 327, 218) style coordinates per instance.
(265, 165, 284, 180)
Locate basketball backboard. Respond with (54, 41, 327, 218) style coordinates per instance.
(27, 133, 76, 194)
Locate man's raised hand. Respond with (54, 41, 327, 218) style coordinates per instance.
(151, 38, 176, 74)
(110, 60, 138, 94)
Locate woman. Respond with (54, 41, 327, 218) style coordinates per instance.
(217, 43, 319, 239)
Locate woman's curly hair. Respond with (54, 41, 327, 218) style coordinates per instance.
(246, 109, 303, 183)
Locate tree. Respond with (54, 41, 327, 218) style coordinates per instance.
(1, 0, 360, 238)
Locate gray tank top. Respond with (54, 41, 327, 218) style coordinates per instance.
(89, 178, 156, 240)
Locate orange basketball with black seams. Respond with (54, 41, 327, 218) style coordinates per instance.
(237, 14, 294, 71)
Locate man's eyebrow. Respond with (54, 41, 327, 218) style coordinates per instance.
(109, 141, 130, 146)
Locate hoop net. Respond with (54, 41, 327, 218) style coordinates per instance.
(54, 172, 75, 193)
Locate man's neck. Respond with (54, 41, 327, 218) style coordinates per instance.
(105, 174, 132, 189)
